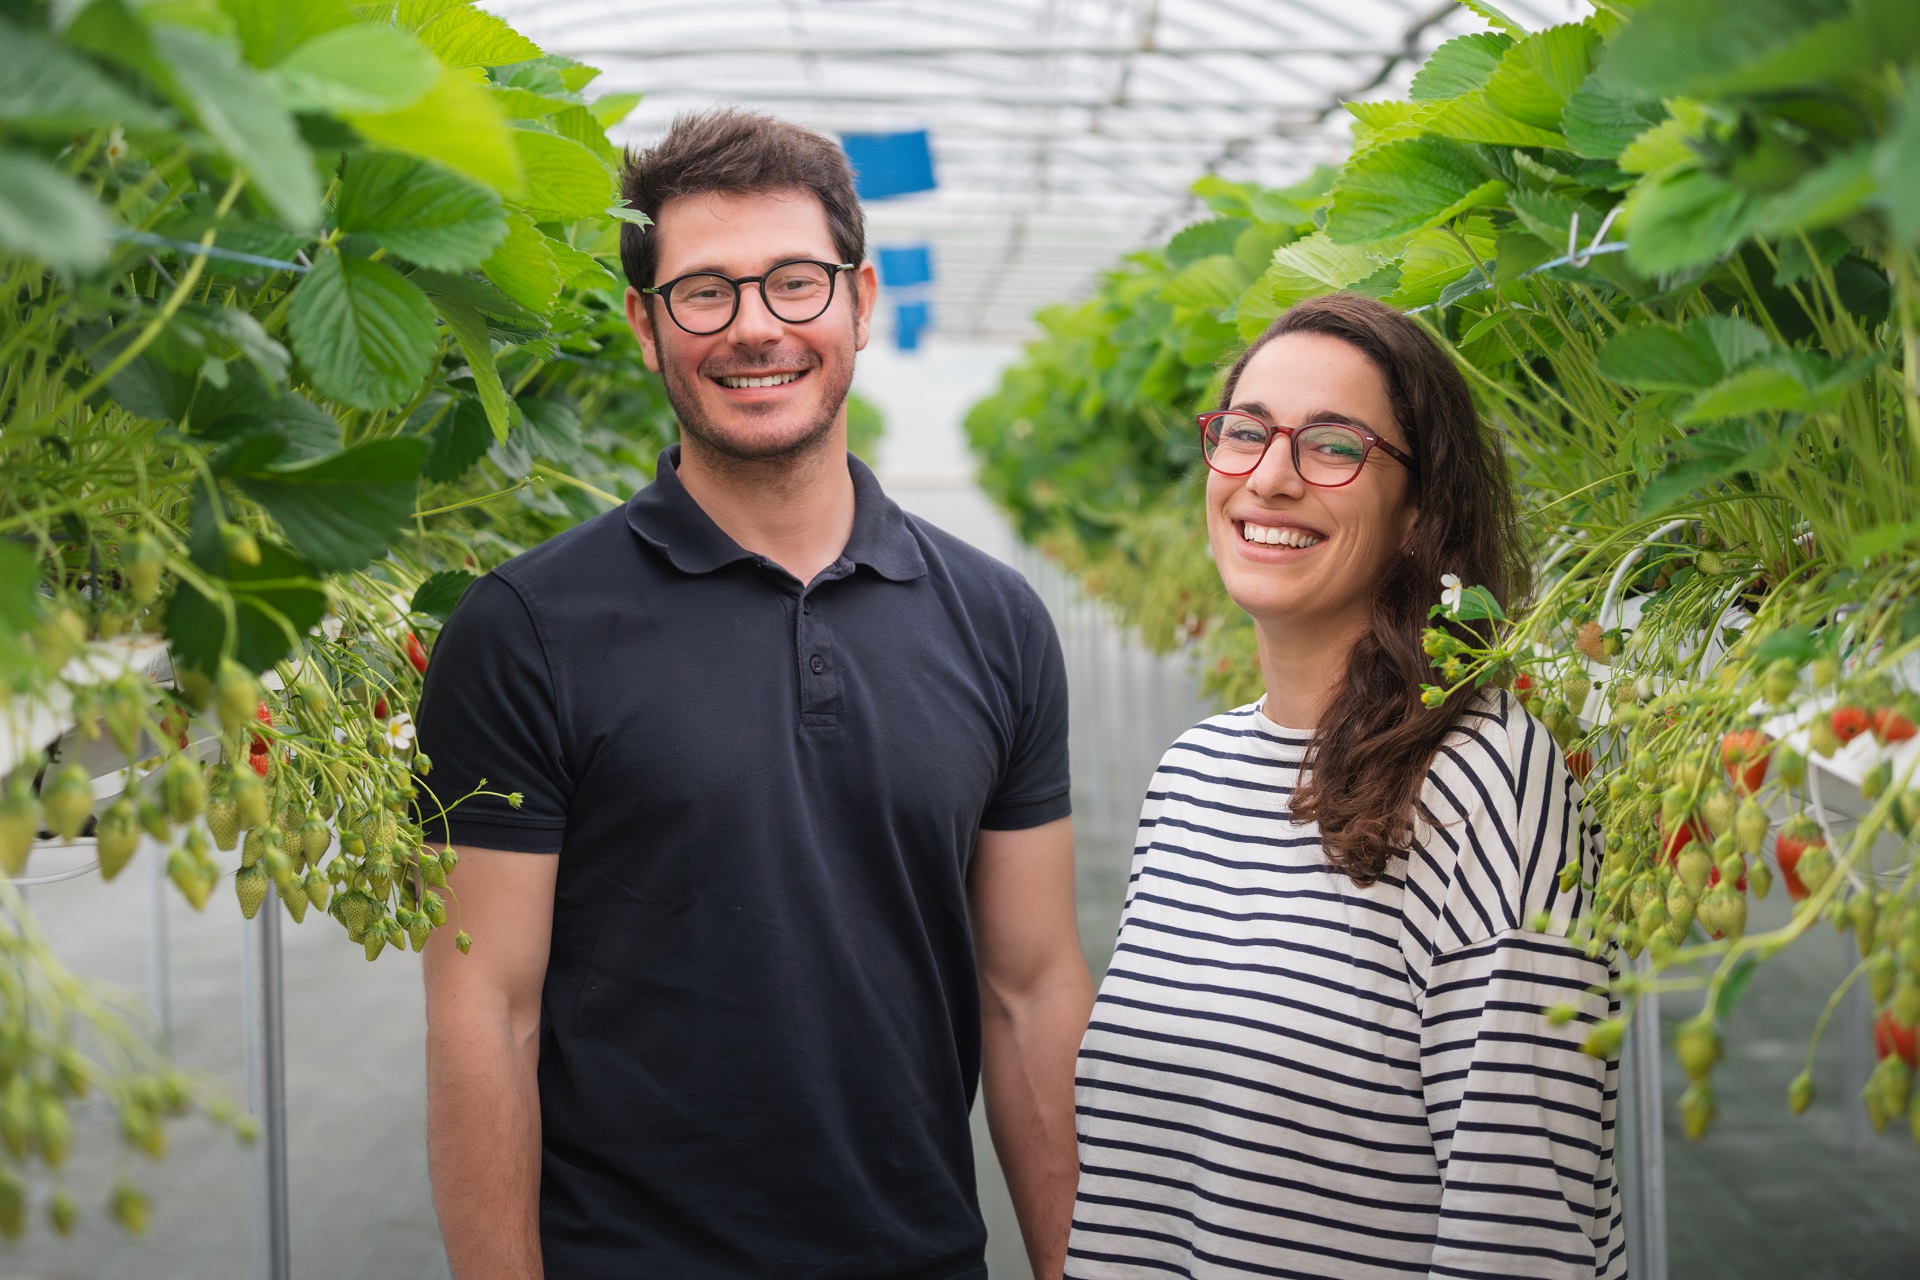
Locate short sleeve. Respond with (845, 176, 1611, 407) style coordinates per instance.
(978, 587, 1071, 831)
(413, 572, 570, 853)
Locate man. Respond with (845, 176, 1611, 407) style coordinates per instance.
(416, 109, 1093, 1280)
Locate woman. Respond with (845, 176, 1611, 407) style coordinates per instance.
(1069, 294, 1623, 1279)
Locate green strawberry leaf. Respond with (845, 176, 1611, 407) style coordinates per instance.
(0, 148, 113, 271)
(334, 151, 507, 272)
(1596, 323, 1724, 391)
(410, 569, 476, 622)
(431, 293, 509, 442)
(220, 0, 358, 68)
(237, 438, 427, 571)
(346, 67, 523, 198)
(481, 210, 563, 315)
(273, 24, 438, 113)
(1326, 136, 1506, 244)
(1408, 31, 1512, 102)
(152, 26, 322, 231)
(166, 521, 327, 675)
(512, 129, 617, 221)
(0, 17, 172, 135)
(288, 251, 440, 411)
(403, 0, 543, 68)
(422, 397, 494, 482)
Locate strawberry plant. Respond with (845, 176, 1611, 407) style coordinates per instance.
(970, 0, 1920, 1146)
(0, 0, 700, 1237)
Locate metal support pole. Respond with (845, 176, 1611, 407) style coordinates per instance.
(1622, 975, 1668, 1280)
(146, 837, 170, 1048)
(244, 902, 292, 1280)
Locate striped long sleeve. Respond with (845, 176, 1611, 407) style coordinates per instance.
(1068, 691, 1626, 1280)
(1405, 695, 1624, 1279)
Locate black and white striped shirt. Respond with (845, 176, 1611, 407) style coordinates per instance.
(1070, 691, 1626, 1279)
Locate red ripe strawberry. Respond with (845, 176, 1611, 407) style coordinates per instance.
(248, 748, 269, 778)
(1831, 706, 1871, 745)
(374, 696, 389, 720)
(1720, 729, 1771, 795)
(1565, 748, 1592, 782)
(1514, 673, 1537, 705)
(1775, 826, 1824, 901)
(158, 706, 190, 749)
(1662, 818, 1709, 865)
(1871, 706, 1916, 744)
(406, 632, 429, 675)
(1876, 1010, 1918, 1070)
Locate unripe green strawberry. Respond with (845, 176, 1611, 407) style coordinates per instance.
(334, 889, 378, 940)
(37, 1092, 71, 1166)
(415, 750, 433, 776)
(0, 774, 37, 876)
(1696, 549, 1726, 576)
(297, 677, 332, 717)
(407, 913, 430, 952)
(1701, 787, 1738, 837)
(138, 798, 169, 842)
(420, 851, 447, 887)
(367, 853, 393, 901)
(234, 863, 268, 920)
(422, 888, 446, 928)
(278, 875, 309, 924)
(48, 1187, 78, 1236)
(302, 867, 331, 912)
(221, 522, 259, 567)
(55, 1045, 91, 1099)
(1861, 760, 1892, 802)
(206, 793, 240, 851)
(1812, 655, 1840, 687)
(103, 686, 145, 756)
(300, 816, 332, 863)
(1870, 952, 1898, 1004)
(109, 1179, 150, 1236)
(440, 846, 459, 872)
(1866, 1057, 1911, 1132)
(1660, 784, 1690, 831)
(232, 769, 268, 830)
(42, 762, 94, 840)
(277, 801, 305, 850)
(1678, 844, 1712, 897)
(0, 1168, 21, 1241)
(240, 827, 263, 869)
(363, 932, 387, 962)
(1896, 977, 1920, 1027)
(1711, 886, 1746, 940)
(1665, 883, 1696, 942)
(95, 798, 140, 880)
(1825, 897, 1851, 933)
(386, 917, 406, 949)
(1649, 928, 1678, 967)
(1561, 670, 1590, 707)
(455, 930, 472, 954)
(263, 841, 294, 890)
(1676, 1016, 1719, 1081)
(163, 752, 204, 822)
(1583, 1017, 1623, 1057)
(0, 1077, 29, 1157)
(1680, 1080, 1716, 1140)
(1695, 889, 1722, 939)
(1775, 745, 1806, 787)
(1851, 893, 1880, 958)
(1748, 857, 1773, 900)
(167, 847, 208, 910)
(1789, 1069, 1816, 1114)
(1797, 844, 1834, 894)
(1762, 659, 1798, 705)
(215, 660, 262, 738)
(1734, 798, 1768, 855)
(35, 606, 86, 670)
(1808, 716, 1841, 758)
(123, 532, 164, 604)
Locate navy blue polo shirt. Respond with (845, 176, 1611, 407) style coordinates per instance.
(415, 446, 1071, 1279)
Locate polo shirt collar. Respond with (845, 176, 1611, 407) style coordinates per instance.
(626, 444, 927, 582)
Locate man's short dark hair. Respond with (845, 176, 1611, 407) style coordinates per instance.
(618, 109, 867, 293)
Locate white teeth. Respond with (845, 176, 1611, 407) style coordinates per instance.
(1242, 522, 1324, 548)
(719, 372, 801, 389)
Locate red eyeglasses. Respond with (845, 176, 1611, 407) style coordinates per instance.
(1197, 410, 1417, 487)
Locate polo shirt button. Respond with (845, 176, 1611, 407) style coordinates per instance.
(809, 655, 825, 675)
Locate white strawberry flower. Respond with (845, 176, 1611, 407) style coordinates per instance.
(384, 712, 416, 753)
(1440, 573, 1463, 613)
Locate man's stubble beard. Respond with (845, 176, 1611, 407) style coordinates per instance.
(659, 335, 856, 469)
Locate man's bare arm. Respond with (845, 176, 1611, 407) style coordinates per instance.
(970, 817, 1096, 1280)
(423, 848, 559, 1280)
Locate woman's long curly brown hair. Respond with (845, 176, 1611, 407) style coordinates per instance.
(1218, 293, 1528, 886)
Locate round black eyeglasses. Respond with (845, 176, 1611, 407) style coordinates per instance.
(1197, 409, 1417, 487)
(641, 259, 855, 336)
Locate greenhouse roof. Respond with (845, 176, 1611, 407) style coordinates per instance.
(486, 0, 1589, 340)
